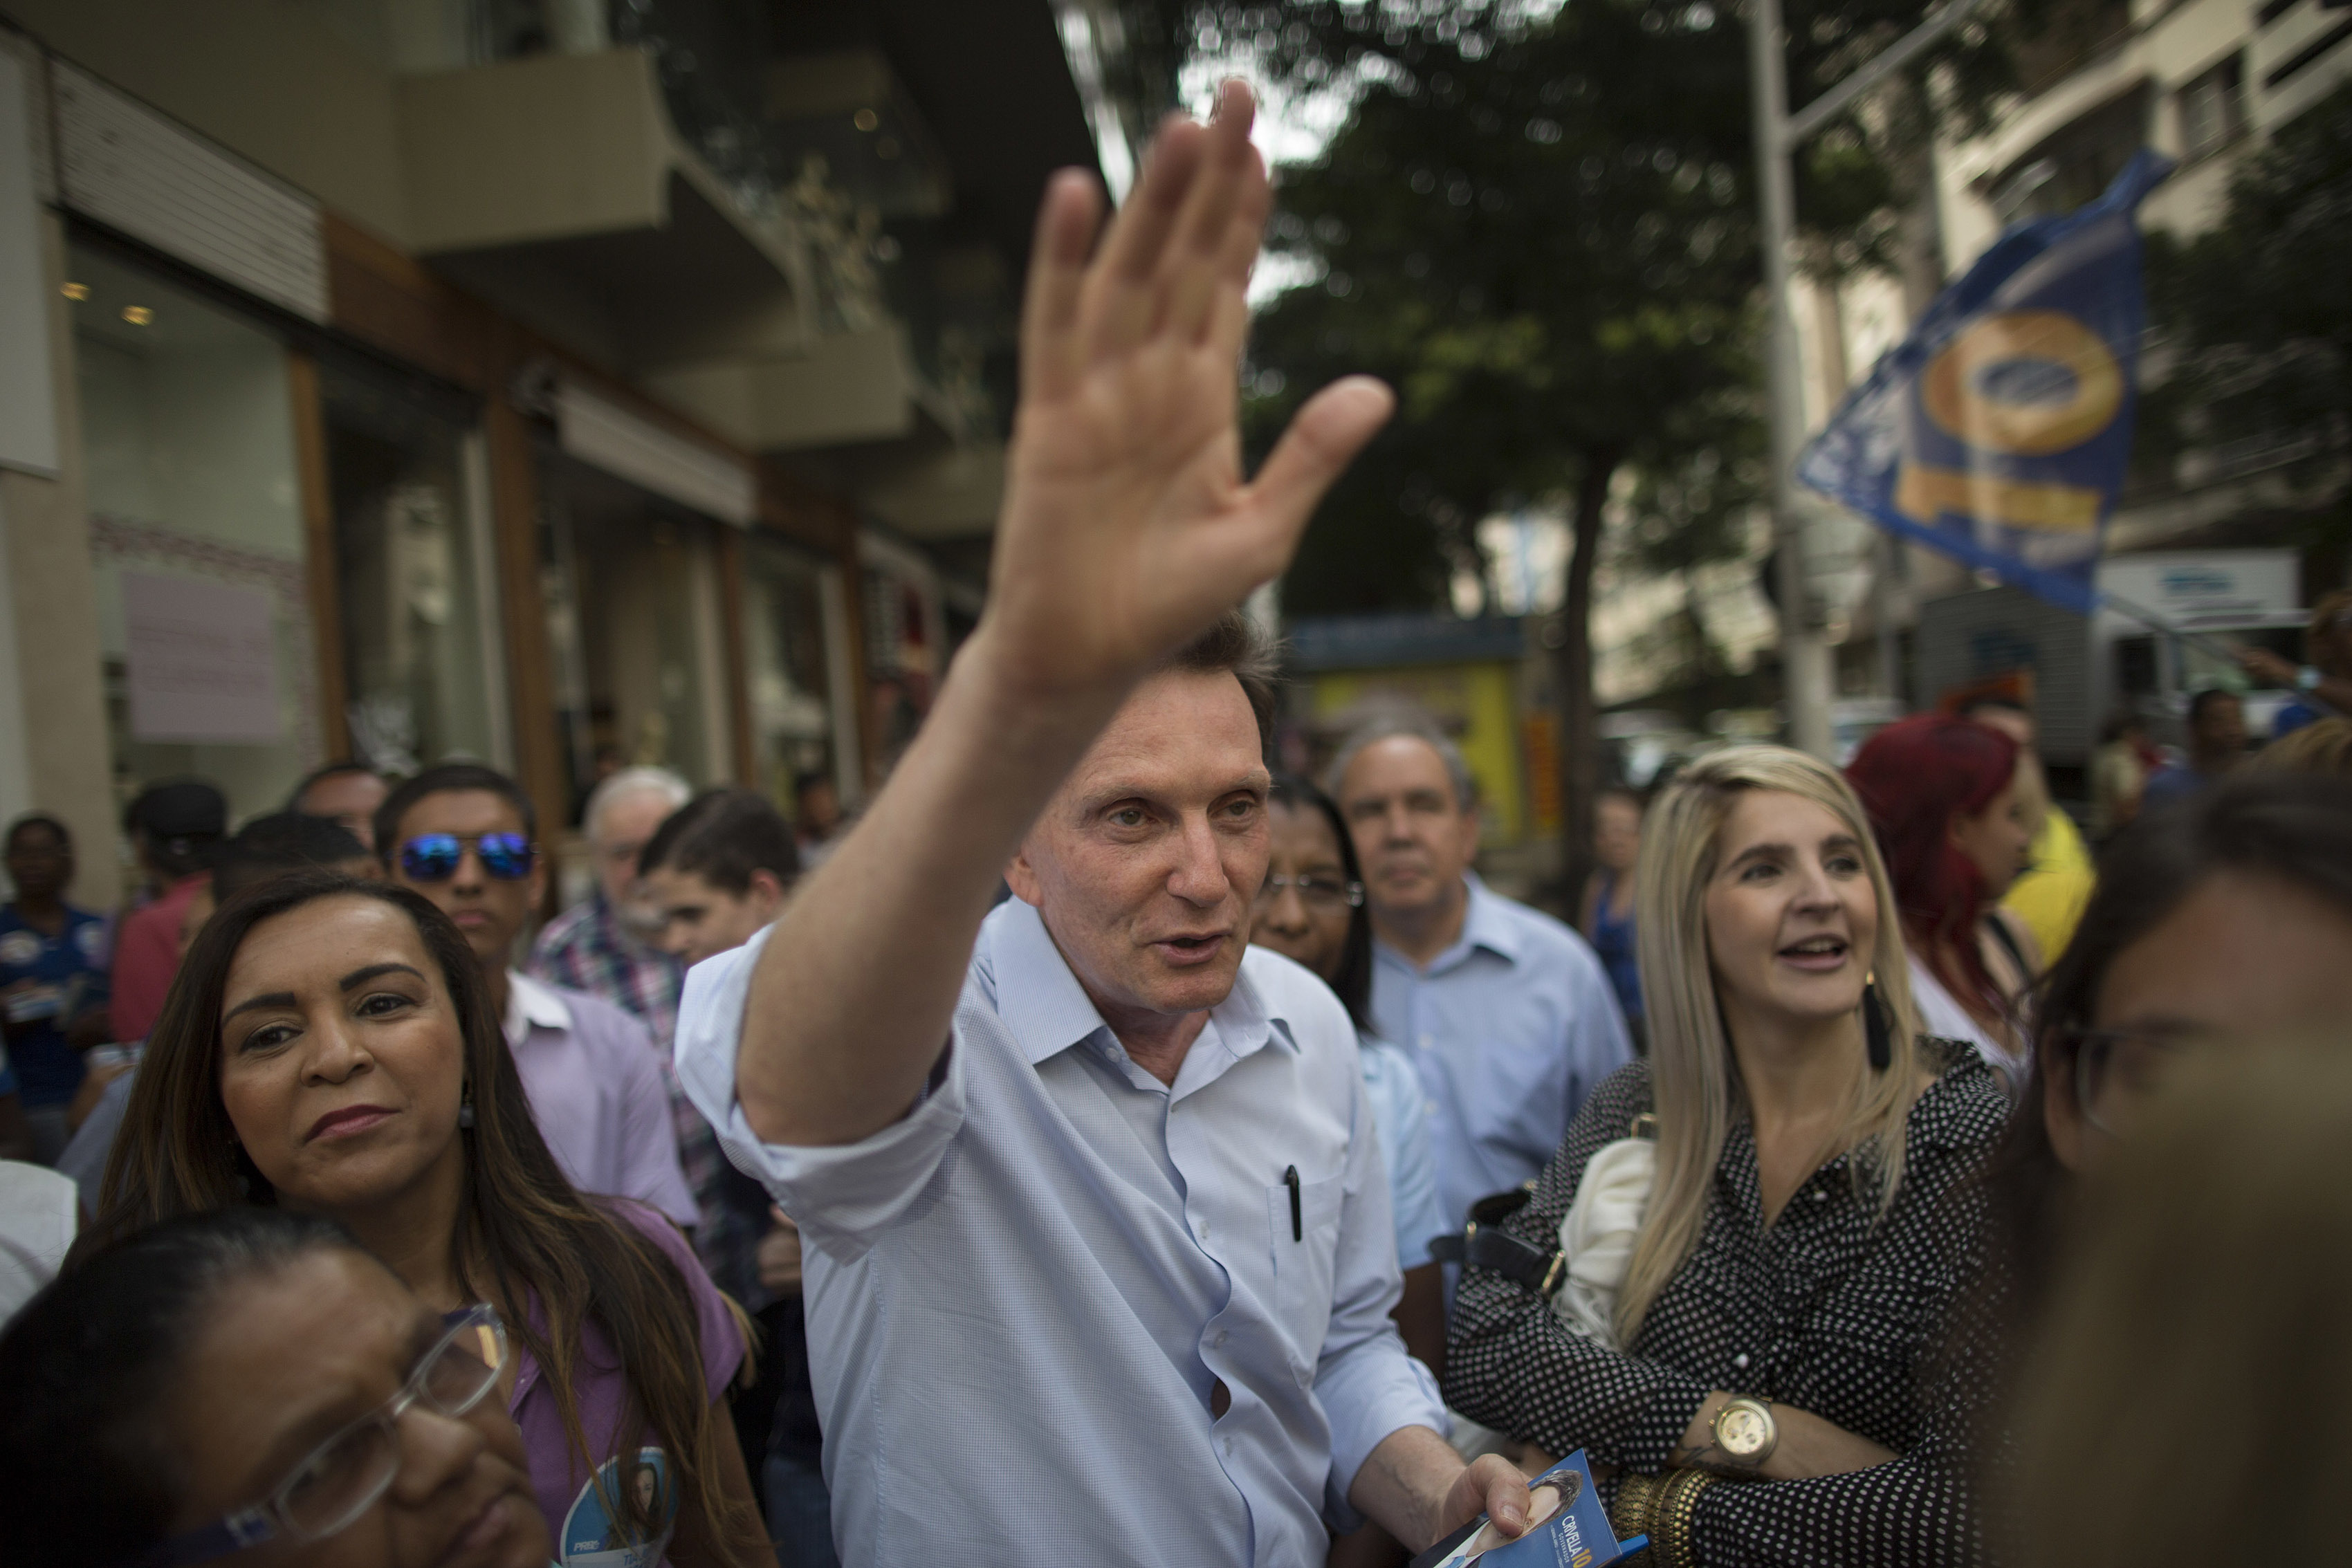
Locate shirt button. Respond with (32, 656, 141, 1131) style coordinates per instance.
(1198, 1222, 1211, 1240)
(1214, 1331, 1229, 1347)
(1731, 1352, 1750, 1369)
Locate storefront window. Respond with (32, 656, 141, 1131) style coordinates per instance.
(858, 538, 946, 782)
(325, 365, 504, 775)
(70, 241, 315, 822)
(540, 453, 733, 820)
(742, 539, 843, 829)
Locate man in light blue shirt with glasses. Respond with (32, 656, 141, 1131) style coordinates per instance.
(672, 84, 1530, 1568)
(1330, 718, 1633, 1239)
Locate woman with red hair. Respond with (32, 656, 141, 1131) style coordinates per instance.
(1847, 715, 2041, 1089)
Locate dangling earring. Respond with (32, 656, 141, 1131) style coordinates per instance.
(457, 1081, 476, 1129)
(1862, 972, 1893, 1072)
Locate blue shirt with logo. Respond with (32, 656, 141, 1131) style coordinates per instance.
(0, 905, 111, 1107)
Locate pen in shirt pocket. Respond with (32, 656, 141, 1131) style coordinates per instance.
(1285, 1165, 1301, 1242)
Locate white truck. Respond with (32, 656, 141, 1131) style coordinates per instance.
(1913, 549, 2309, 767)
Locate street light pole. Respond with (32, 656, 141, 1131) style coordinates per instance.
(1749, 0, 1987, 757)
(1749, 0, 1834, 758)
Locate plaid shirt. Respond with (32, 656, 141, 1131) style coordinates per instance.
(529, 894, 764, 1302)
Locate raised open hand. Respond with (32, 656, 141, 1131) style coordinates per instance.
(978, 80, 1393, 699)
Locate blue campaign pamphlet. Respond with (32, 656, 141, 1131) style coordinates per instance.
(1407, 1450, 1649, 1568)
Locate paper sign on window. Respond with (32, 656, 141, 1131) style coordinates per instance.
(122, 571, 283, 744)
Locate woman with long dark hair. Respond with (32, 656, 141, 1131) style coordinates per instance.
(1253, 773, 1452, 1568)
(1250, 773, 1446, 1371)
(1846, 715, 2040, 1089)
(0, 1206, 551, 1568)
(2007, 1030, 2352, 1567)
(1968, 771, 2352, 1345)
(88, 871, 769, 1567)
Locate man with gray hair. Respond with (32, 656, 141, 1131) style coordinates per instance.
(1328, 714, 1629, 1241)
(533, 765, 694, 1034)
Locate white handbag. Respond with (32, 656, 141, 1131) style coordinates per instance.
(1444, 1117, 1658, 1462)
(1547, 1119, 1659, 1352)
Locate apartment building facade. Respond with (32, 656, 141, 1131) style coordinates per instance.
(0, 0, 1112, 903)
(1794, 0, 2352, 707)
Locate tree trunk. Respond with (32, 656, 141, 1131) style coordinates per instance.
(1554, 447, 1622, 919)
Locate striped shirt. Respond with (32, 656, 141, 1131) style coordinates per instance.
(529, 895, 757, 1299)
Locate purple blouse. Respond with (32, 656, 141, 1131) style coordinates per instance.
(508, 1201, 744, 1567)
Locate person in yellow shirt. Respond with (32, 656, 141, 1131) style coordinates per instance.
(1962, 697, 2095, 959)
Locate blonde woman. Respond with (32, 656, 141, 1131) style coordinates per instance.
(1444, 747, 2009, 1565)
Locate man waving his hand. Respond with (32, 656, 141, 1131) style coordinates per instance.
(674, 82, 1532, 1566)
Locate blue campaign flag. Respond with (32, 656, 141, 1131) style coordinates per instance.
(1797, 149, 2175, 615)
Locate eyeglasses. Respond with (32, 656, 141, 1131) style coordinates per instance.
(130, 1305, 508, 1568)
(1254, 873, 1365, 911)
(396, 832, 533, 883)
(2068, 1024, 2207, 1134)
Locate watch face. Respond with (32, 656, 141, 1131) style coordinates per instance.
(1718, 1405, 1770, 1456)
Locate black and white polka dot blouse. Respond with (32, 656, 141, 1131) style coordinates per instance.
(1445, 1042, 2011, 1567)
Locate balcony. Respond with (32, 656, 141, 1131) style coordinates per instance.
(636, 47, 962, 454)
(394, 46, 812, 371)
(401, 0, 1104, 539)
(645, 324, 946, 450)
(639, 35, 1060, 536)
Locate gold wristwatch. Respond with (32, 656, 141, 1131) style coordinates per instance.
(1711, 1395, 1778, 1467)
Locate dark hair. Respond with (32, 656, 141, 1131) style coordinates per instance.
(288, 761, 383, 809)
(1157, 607, 1280, 754)
(1266, 774, 1374, 1033)
(1985, 773, 2352, 1317)
(2005, 1029, 2352, 1568)
(213, 813, 372, 905)
(3, 813, 69, 854)
(1845, 714, 2023, 1020)
(374, 763, 537, 854)
(1935, 774, 2352, 1537)
(640, 788, 800, 896)
(89, 871, 747, 1548)
(127, 782, 227, 880)
(0, 1207, 369, 1568)
(2254, 717, 2352, 779)
(2187, 687, 2242, 726)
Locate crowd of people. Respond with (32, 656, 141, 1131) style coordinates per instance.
(3, 84, 2350, 1568)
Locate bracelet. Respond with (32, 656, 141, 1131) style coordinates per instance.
(1651, 1468, 1718, 1568)
(1608, 1472, 1666, 1547)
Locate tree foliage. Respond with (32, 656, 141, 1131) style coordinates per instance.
(1117, 0, 2023, 883)
(1183, 0, 2020, 617)
(2145, 81, 2352, 533)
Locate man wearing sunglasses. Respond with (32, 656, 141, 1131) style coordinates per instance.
(376, 764, 694, 1229)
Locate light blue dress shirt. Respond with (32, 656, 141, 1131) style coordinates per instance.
(1357, 1034, 1448, 1272)
(674, 898, 1446, 1568)
(1371, 874, 1633, 1237)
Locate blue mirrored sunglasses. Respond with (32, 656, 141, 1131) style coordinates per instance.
(396, 832, 533, 883)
